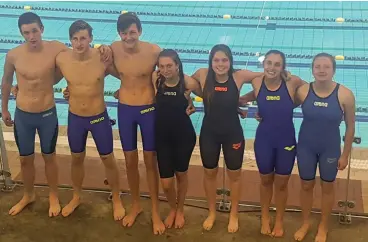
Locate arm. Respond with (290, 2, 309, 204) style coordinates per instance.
(341, 89, 356, 160)
(1, 53, 15, 113)
(236, 69, 263, 84)
(105, 62, 120, 79)
(151, 71, 158, 95)
(52, 42, 68, 84)
(239, 90, 256, 107)
(184, 74, 203, 98)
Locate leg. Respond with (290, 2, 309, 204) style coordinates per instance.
(294, 144, 318, 241)
(173, 130, 196, 229)
(272, 144, 296, 237)
(139, 104, 165, 235)
(37, 107, 60, 217)
(199, 128, 221, 231)
(118, 104, 142, 227)
(222, 138, 245, 233)
(91, 110, 125, 221)
(315, 150, 340, 242)
(61, 111, 88, 217)
(254, 137, 275, 235)
(62, 152, 86, 217)
(9, 109, 37, 216)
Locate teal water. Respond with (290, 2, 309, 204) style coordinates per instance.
(0, 1, 367, 147)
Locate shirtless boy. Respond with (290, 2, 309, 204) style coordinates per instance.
(55, 20, 125, 221)
(1, 12, 110, 217)
(110, 12, 165, 235)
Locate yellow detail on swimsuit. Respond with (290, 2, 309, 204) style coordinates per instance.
(140, 106, 155, 114)
(284, 145, 295, 151)
(314, 101, 328, 107)
(90, 116, 105, 124)
(266, 95, 280, 101)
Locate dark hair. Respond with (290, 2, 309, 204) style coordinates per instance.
(18, 12, 44, 31)
(312, 52, 336, 72)
(156, 49, 185, 93)
(69, 20, 93, 39)
(117, 12, 142, 33)
(203, 44, 234, 108)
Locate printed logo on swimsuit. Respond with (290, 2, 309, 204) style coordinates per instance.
(164, 91, 177, 96)
(42, 112, 53, 118)
(284, 145, 295, 151)
(314, 101, 328, 107)
(327, 158, 337, 163)
(140, 106, 155, 114)
(232, 142, 242, 150)
(215, 86, 227, 92)
(90, 116, 105, 124)
(266, 95, 280, 101)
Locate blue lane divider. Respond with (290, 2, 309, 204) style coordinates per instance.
(3, 96, 368, 122)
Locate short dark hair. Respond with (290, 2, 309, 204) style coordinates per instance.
(312, 52, 336, 72)
(18, 12, 44, 31)
(69, 20, 93, 39)
(117, 12, 142, 33)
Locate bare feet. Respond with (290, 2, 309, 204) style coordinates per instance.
(228, 214, 239, 233)
(271, 219, 284, 237)
(174, 209, 185, 229)
(294, 223, 310, 241)
(9, 193, 36, 216)
(261, 215, 271, 236)
(152, 211, 165, 235)
(49, 193, 61, 217)
(122, 204, 142, 227)
(203, 212, 216, 231)
(164, 209, 176, 229)
(315, 224, 328, 242)
(112, 199, 125, 221)
(62, 196, 81, 217)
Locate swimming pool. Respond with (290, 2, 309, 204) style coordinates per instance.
(0, 1, 367, 147)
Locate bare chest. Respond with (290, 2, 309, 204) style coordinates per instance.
(114, 52, 155, 79)
(15, 55, 56, 80)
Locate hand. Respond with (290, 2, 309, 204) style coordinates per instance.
(186, 102, 196, 116)
(2, 110, 14, 126)
(337, 156, 349, 170)
(237, 108, 247, 119)
(98, 45, 112, 64)
(113, 90, 119, 100)
(63, 86, 70, 100)
(11, 85, 19, 98)
(282, 70, 292, 81)
(255, 112, 262, 122)
(238, 96, 249, 107)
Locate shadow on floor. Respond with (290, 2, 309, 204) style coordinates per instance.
(0, 186, 367, 242)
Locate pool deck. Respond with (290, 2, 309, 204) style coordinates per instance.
(2, 124, 368, 215)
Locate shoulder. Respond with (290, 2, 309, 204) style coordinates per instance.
(110, 41, 120, 50)
(6, 44, 26, 62)
(338, 84, 355, 104)
(49, 40, 68, 53)
(144, 42, 161, 56)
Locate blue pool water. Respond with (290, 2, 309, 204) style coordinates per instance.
(0, 1, 368, 147)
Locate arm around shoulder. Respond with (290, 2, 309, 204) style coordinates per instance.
(184, 74, 203, 97)
(1, 52, 16, 112)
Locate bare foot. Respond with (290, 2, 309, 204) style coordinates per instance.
(261, 216, 271, 236)
(203, 212, 216, 231)
(152, 211, 165, 235)
(228, 214, 239, 233)
(49, 193, 61, 217)
(271, 219, 284, 237)
(112, 199, 125, 221)
(174, 209, 185, 229)
(294, 223, 310, 241)
(9, 193, 36, 216)
(315, 224, 328, 242)
(164, 209, 176, 229)
(62, 196, 81, 217)
(122, 204, 142, 227)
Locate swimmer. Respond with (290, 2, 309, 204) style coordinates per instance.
(152, 49, 202, 229)
(110, 12, 165, 235)
(1, 12, 111, 217)
(54, 20, 125, 221)
(239, 50, 306, 237)
(293, 53, 355, 242)
(191, 44, 263, 233)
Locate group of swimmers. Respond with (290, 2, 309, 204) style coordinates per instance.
(1, 11, 355, 242)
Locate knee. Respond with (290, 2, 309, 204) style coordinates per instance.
(175, 172, 188, 183)
(42, 151, 56, 162)
(301, 180, 315, 192)
(19, 154, 35, 167)
(226, 169, 242, 182)
(321, 181, 334, 194)
(274, 175, 290, 191)
(100, 153, 116, 169)
(161, 178, 174, 191)
(143, 151, 156, 169)
(260, 174, 274, 187)
(71, 152, 85, 165)
(204, 167, 218, 180)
